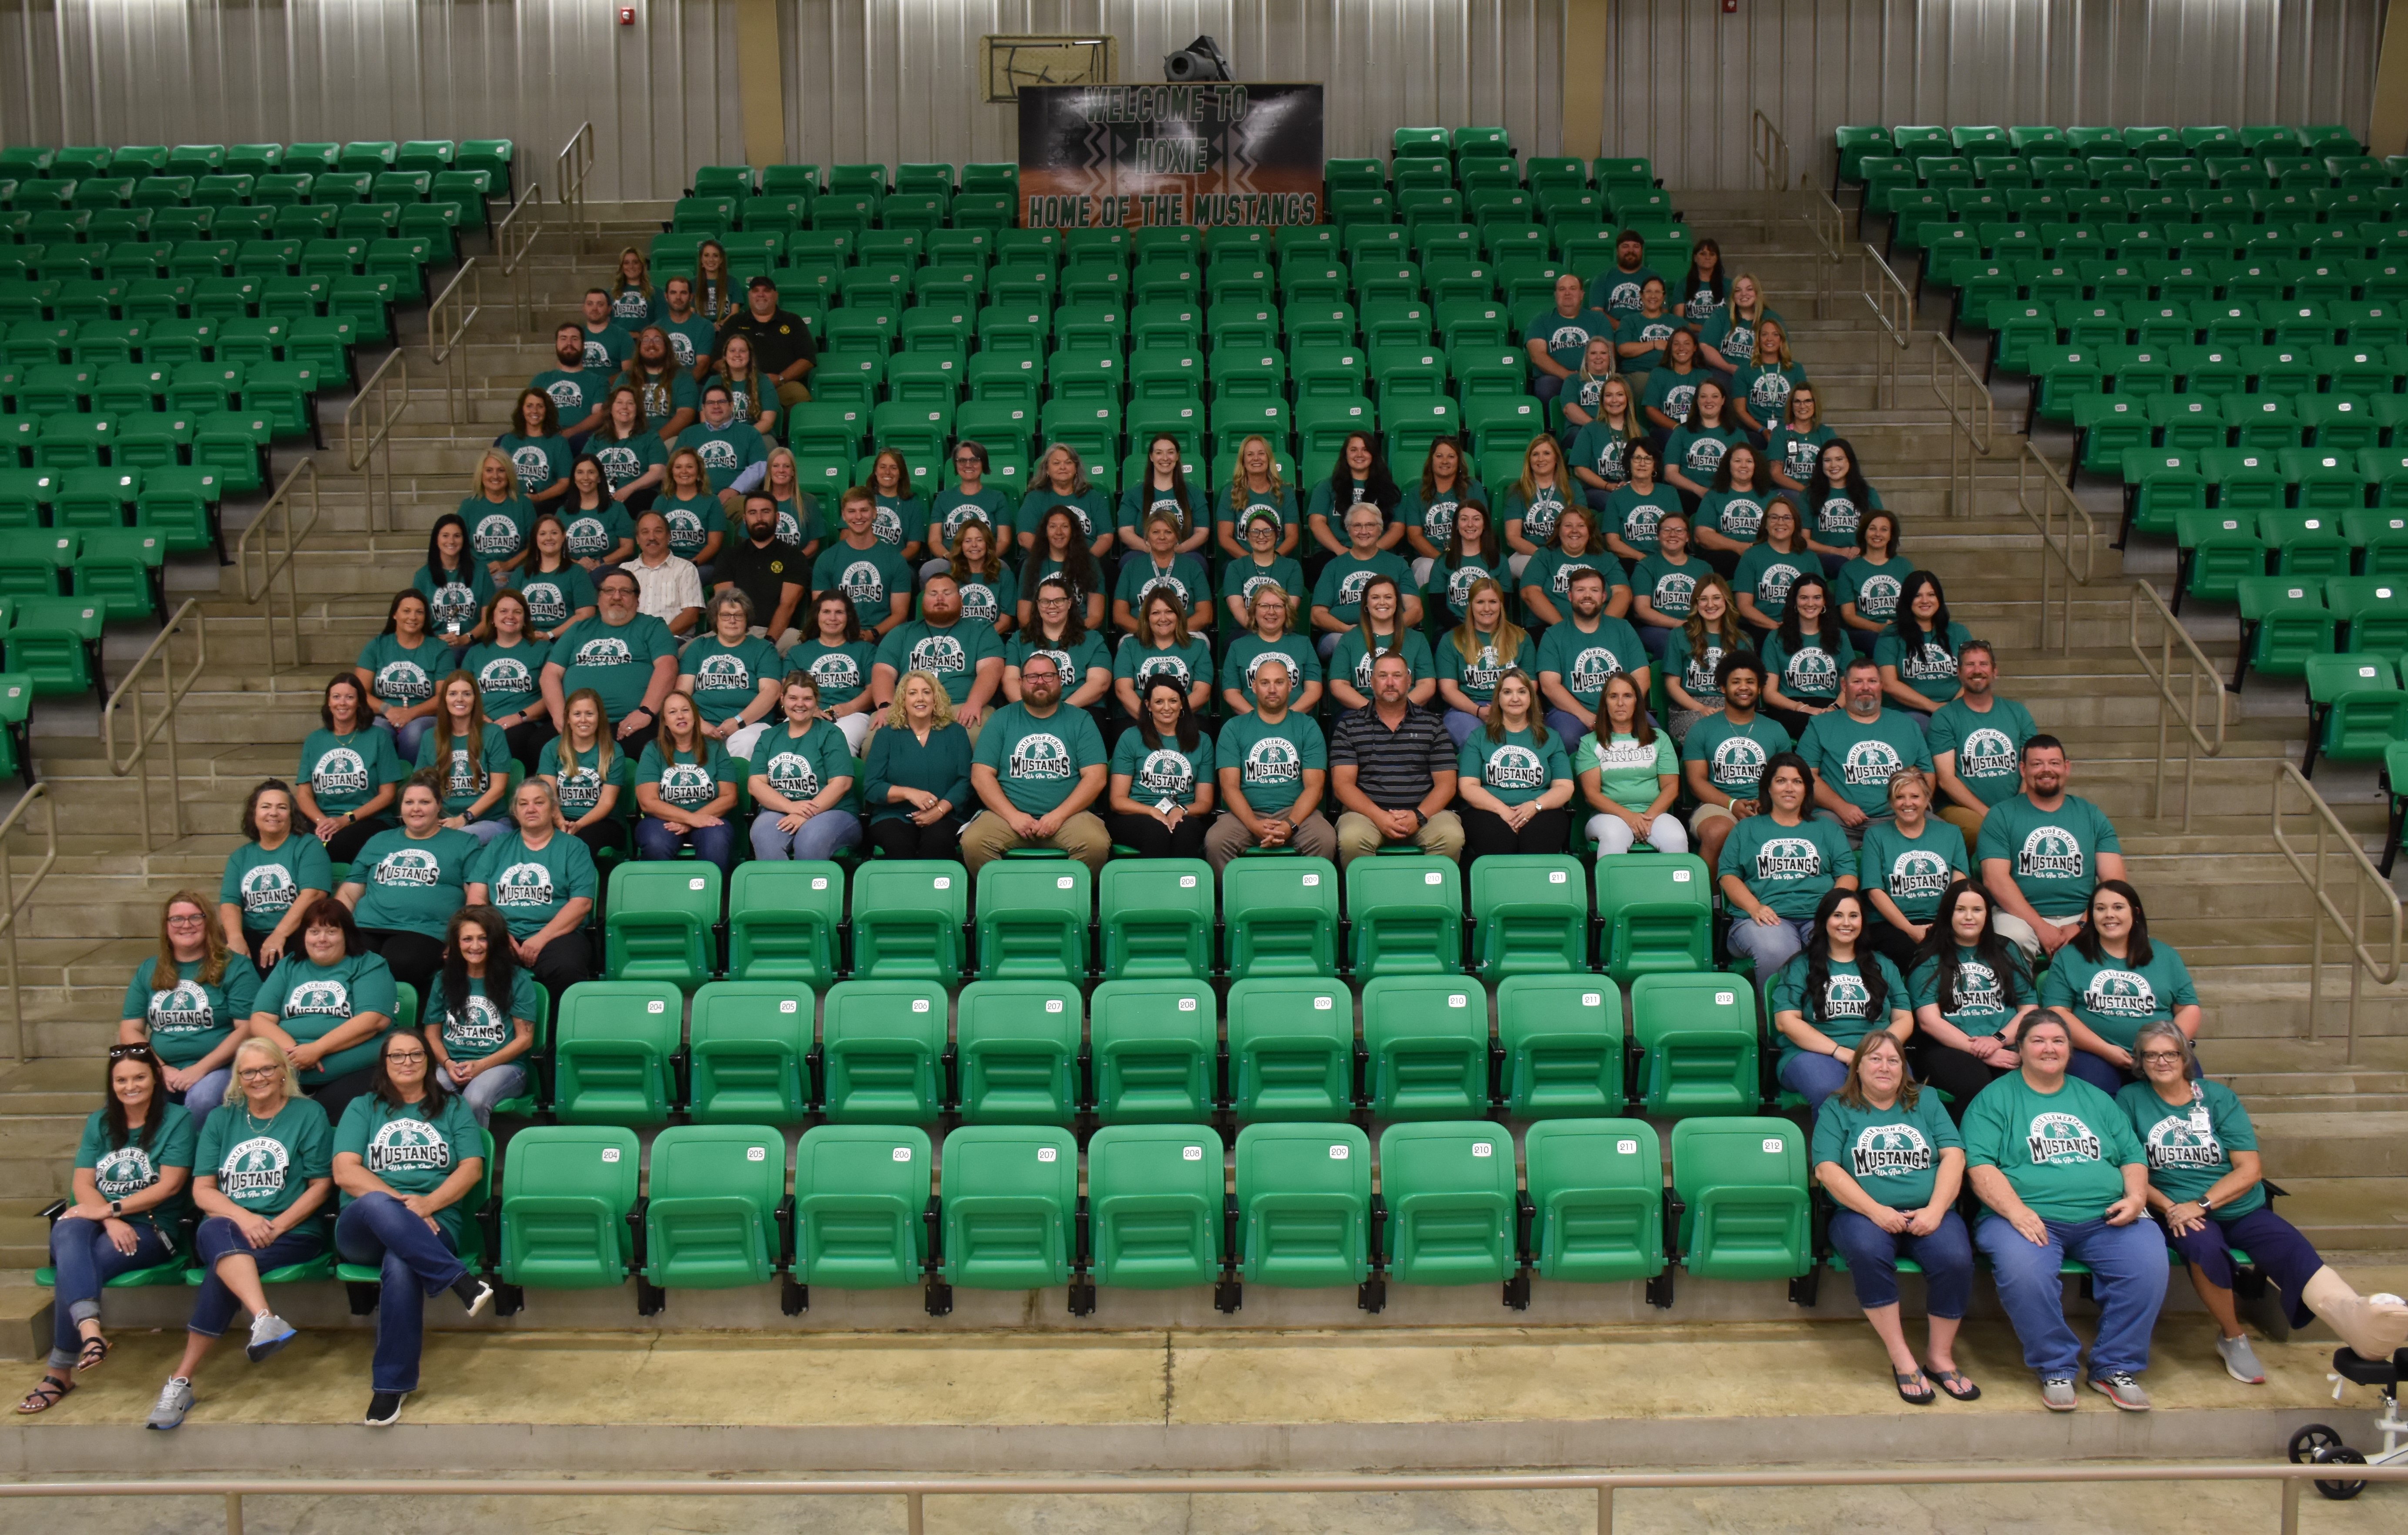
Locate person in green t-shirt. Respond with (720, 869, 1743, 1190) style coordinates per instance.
(1856, 771, 1965, 966)
(2039, 879, 2200, 1094)
(423, 905, 547, 1124)
(1601, 442, 1681, 565)
(220, 781, 335, 969)
(541, 569, 682, 737)
(1810, 1031, 1975, 1403)
(961, 651, 1110, 872)
(1975, 734, 2126, 961)
(1926, 641, 2037, 854)
(356, 592, 447, 762)
(1205, 658, 1338, 871)
(933, 442, 1013, 557)
(743, 675, 863, 864)
(1731, 500, 1816, 635)
(634, 692, 740, 872)
(1310, 503, 1421, 653)
(1112, 513, 1214, 637)
(679, 590, 785, 758)
(812, 488, 916, 637)
(1524, 272, 1615, 402)
(1768, 888, 1912, 1109)
(1106, 675, 1219, 860)
(497, 386, 575, 504)
(30, 1051, 195, 1404)
(1115, 435, 1212, 558)
(463, 592, 554, 769)
(1907, 878, 2034, 1112)
(1833, 507, 1904, 639)
(1017, 444, 1115, 561)
(465, 779, 600, 1001)
(1677, 649, 1786, 870)
(655, 447, 729, 567)
(514, 518, 601, 643)
(331, 1029, 493, 1418)
(791, 590, 882, 754)
(1325, 577, 1437, 713)
(1220, 506, 1307, 630)
(412, 677, 513, 838)
(124, 891, 264, 1113)
(1456, 670, 1576, 861)
(1797, 657, 1933, 843)
(674, 386, 770, 510)
(1114, 591, 1219, 722)
(1221, 582, 1325, 717)
(298, 676, 405, 864)
(1534, 566, 1650, 741)
(1872, 573, 1970, 715)
(339, 774, 479, 1001)
(1720, 751, 1857, 975)
(1215, 437, 1302, 564)
(1961, 1015, 2166, 1410)
(538, 694, 636, 862)
(1518, 505, 1628, 633)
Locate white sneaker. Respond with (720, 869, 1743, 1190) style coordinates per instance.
(245, 1311, 296, 1363)
(146, 1376, 193, 1430)
(2217, 1333, 2267, 1384)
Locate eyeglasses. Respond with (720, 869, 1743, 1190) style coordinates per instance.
(165, 914, 206, 926)
(237, 1066, 284, 1083)
(2136, 1050, 2187, 1064)
(385, 1049, 428, 1065)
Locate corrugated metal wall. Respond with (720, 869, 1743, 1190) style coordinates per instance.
(789, 0, 1561, 168)
(0, 0, 745, 202)
(1608, 0, 2388, 190)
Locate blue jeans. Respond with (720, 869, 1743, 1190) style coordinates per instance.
(1533, 373, 1566, 403)
(457, 1062, 529, 1128)
(1442, 708, 1482, 748)
(2160, 1203, 2324, 1331)
(47, 1216, 174, 1367)
(188, 1216, 325, 1338)
(1777, 1048, 1851, 1109)
(636, 814, 736, 871)
(1636, 623, 1673, 659)
(335, 1193, 468, 1394)
(171, 1068, 232, 1133)
(1827, 1207, 1974, 1316)
(1727, 913, 1812, 973)
(1975, 1213, 2170, 1380)
(461, 818, 512, 846)
(2066, 1048, 2131, 1096)
(749, 808, 862, 862)
(374, 714, 435, 763)
(1543, 708, 1590, 747)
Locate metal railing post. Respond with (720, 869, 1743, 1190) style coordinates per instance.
(2128, 580, 2228, 832)
(905, 1490, 924, 1535)
(224, 1491, 243, 1535)
(553, 122, 596, 256)
(0, 781, 57, 1061)
(2272, 761, 2404, 1062)
(1856, 244, 1912, 409)
(101, 600, 208, 854)
(1597, 1485, 1613, 1534)
(427, 257, 483, 425)
(234, 459, 323, 675)
(2016, 443, 2096, 653)
(342, 349, 407, 535)
(494, 184, 547, 336)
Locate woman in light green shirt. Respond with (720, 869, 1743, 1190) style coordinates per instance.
(1576, 672, 1683, 855)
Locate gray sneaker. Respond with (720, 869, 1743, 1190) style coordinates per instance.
(2091, 1371, 2152, 1411)
(245, 1311, 295, 1363)
(145, 1376, 192, 1430)
(2217, 1333, 2267, 1384)
(2040, 1376, 2078, 1411)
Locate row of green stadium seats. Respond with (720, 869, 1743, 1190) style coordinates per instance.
(2, 235, 436, 287)
(1878, 183, 2399, 224)
(0, 200, 463, 248)
(1860, 154, 2398, 203)
(0, 139, 509, 179)
(1838, 124, 2364, 170)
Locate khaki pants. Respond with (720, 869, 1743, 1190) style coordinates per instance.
(1202, 811, 1338, 872)
(1938, 803, 1985, 859)
(776, 379, 811, 409)
(959, 809, 1109, 873)
(1333, 808, 1465, 867)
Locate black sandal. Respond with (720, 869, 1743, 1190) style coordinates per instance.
(1893, 1369, 1935, 1404)
(74, 1335, 109, 1374)
(14, 1375, 71, 1414)
(1931, 1369, 1981, 1401)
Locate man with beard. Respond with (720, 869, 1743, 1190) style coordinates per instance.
(871, 574, 1003, 737)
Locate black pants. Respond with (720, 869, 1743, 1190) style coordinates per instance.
(524, 927, 594, 1009)
(1106, 809, 1213, 860)
(1761, 704, 1831, 739)
(323, 815, 391, 865)
(571, 819, 630, 862)
(1460, 805, 1571, 861)
(503, 717, 559, 773)
(307, 1065, 379, 1125)
(361, 928, 446, 1007)
(869, 813, 964, 861)
(1913, 1039, 2012, 1122)
(1859, 919, 1922, 973)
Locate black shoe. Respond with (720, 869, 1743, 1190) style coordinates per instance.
(452, 1276, 494, 1317)
(363, 1390, 406, 1427)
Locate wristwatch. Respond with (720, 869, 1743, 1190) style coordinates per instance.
(108, 1200, 122, 1217)
(2197, 1195, 2214, 1213)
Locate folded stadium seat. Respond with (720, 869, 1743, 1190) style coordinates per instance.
(1233, 1120, 1372, 1295)
(2326, 577, 2408, 654)
(2150, 393, 2226, 455)
(724, 860, 842, 986)
(1594, 852, 1711, 982)
(34, 414, 114, 474)
(844, 859, 964, 981)
(2226, 392, 2305, 451)
(1832, 126, 1892, 187)
(4, 595, 105, 698)
(1086, 1123, 1225, 1298)
(0, 533, 69, 598)
(2286, 449, 2371, 513)
(2171, 509, 2266, 612)
(455, 137, 512, 199)
(1361, 975, 1492, 1120)
(2260, 507, 2351, 579)
(935, 1123, 1078, 1296)
(2233, 576, 2335, 687)
(1496, 974, 1621, 1117)
(1470, 855, 1591, 977)
(1095, 858, 1212, 980)
(1379, 1119, 1518, 1296)
(2319, 344, 2401, 397)
(338, 141, 397, 174)
(685, 980, 812, 1124)
(1657, 1117, 1811, 1307)
(18, 361, 93, 416)
(69, 528, 162, 621)
(603, 861, 721, 989)
(955, 979, 1081, 1125)
(818, 977, 947, 1124)
(1345, 853, 1461, 978)
(1526, 1118, 1665, 1284)
(1629, 971, 1760, 1117)
(550, 979, 684, 1126)
(1087, 978, 1217, 1124)
(641, 1123, 788, 1307)
(2301, 653, 2408, 778)
(0, 470, 54, 532)
(792, 1123, 932, 1298)
(1226, 975, 1354, 1122)
(1221, 854, 1338, 979)
(495, 1124, 641, 1309)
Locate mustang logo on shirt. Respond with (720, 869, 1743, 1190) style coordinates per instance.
(1707, 734, 1766, 788)
(148, 981, 215, 1035)
(489, 861, 556, 909)
(1006, 732, 1076, 780)
(1244, 736, 1301, 785)
(478, 656, 536, 696)
(1755, 837, 1823, 878)
(570, 636, 634, 668)
(1566, 645, 1625, 693)
(1955, 726, 2019, 780)
(1484, 744, 1547, 791)
(1243, 651, 1301, 689)
(472, 513, 522, 557)
(313, 747, 369, 795)
(1841, 739, 1906, 786)
(366, 1117, 453, 1174)
(693, 653, 756, 693)
(657, 761, 718, 806)
(1852, 572, 1902, 620)
(2017, 825, 2085, 880)
(837, 561, 887, 604)
(1887, 848, 1956, 903)
(1949, 961, 2006, 1014)
(1716, 497, 1765, 540)
(239, 864, 296, 917)
(2140, 1113, 2225, 1172)
(807, 653, 862, 691)
(219, 1136, 292, 1199)
(908, 634, 968, 676)
(92, 1146, 161, 1201)
(1133, 748, 1194, 800)
(374, 848, 443, 888)
(2081, 968, 2159, 1017)
(373, 661, 433, 704)
(2025, 1111, 2104, 1165)
(1822, 974, 1873, 1019)
(1850, 1124, 1932, 1179)
(1898, 641, 1958, 682)
(765, 751, 822, 799)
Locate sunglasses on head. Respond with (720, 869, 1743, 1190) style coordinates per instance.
(107, 1044, 156, 1061)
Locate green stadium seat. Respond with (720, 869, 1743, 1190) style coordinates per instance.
(726, 860, 842, 985)
(818, 978, 947, 1124)
(642, 1123, 787, 1294)
(1666, 1117, 1811, 1292)
(1086, 1123, 1224, 1293)
(1496, 975, 1621, 1118)
(496, 1125, 640, 1299)
(1378, 1121, 1516, 1287)
(1087, 978, 1216, 1125)
(603, 861, 721, 989)
(686, 980, 812, 1124)
(1226, 975, 1354, 1122)
(1096, 858, 1212, 979)
(2233, 576, 2334, 686)
(974, 853, 1090, 981)
(2302, 653, 2408, 777)
(938, 1124, 1077, 1291)
(1595, 852, 1712, 981)
(70, 528, 164, 621)
(1233, 1121, 1372, 1290)
(1469, 854, 1588, 976)
(849, 858, 965, 980)
(4, 596, 104, 698)
(793, 1123, 931, 1293)
(1344, 852, 1460, 976)
(1630, 972, 1759, 1117)
(1221, 854, 1338, 978)
(955, 979, 1081, 1126)
(1361, 975, 1491, 1120)
(1526, 1118, 1664, 1283)
(2172, 510, 2265, 610)
(550, 980, 683, 1126)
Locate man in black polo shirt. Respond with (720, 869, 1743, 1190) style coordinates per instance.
(1327, 651, 1465, 866)
(716, 276, 816, 410)
(714, 491, 808, 654)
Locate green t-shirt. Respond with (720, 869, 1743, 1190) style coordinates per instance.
(1737, 361, 1807, 420)
(496, 432, 573, 497)
(1435, 631, 1523, 706)
(952, 563, 1016, 630)
(513, 563, 598, 634)
(1975, 794, 2121, 919)
(412, 562, 495, 641)
(1811, 1089, 1962, 1211)
(872, 493, 927, 551)
(1006, 629, 1112, 692)
(1661, 627, 1743, 711)
(2040, 943, 2200, 1051)
(123, 955, 262, 1068)
(335, 1092, 485, 1247)
(1521, 548, 1625, 607)
(1502, 484, 1571, 548)
(1603, 486, 1679, 558)
(1722, 812, 1857, 919)
(1526, 306, 1615, 372)
(220, 838, 333, 936)
(537, 356, 617, 409)
(1017, 488, 1111, 544)
(1700, 306, 1781, 368)
(459, 495, 534, 566)
(1534, 616, 1649, 712)
(1568, 422, 1636, 486)
(1218, 486, 1301, 543)
(1115, 481, 1210, 540)
(591, 425, 671, 488)
(1834, 554, 1908, 628)
(1221, 633, 1321, 706)
(1460, 726, 1573, 808)
(1910, 946, 2031, 1035)
(550, 613, 679, 722)
(2116, 1080, 2265, 1219)
(1114, 552, 1212, 618)
(349, 826, 481, 940)
(1630, 553, 1701, 621)
(1694, 490, 1769, 544)
(675, 420, 769, 488)
(1962, 1072, 2142, 1224)
(1575, 730, 1677, 813)
(77, 1103, 197, 1231)
(1222, 551, 1305, 609)
(1927, 697, 2039, 808)
(1797, 707, 1933, 816)
(1766, 422, 1835, 485)
(1681, 711, 1794, 800)
(811, 540, 914, 630)
(1398, 480, 1483, 549)
(1759, 627, 1855, 705)
(467, 829, 598, 939)
(1874, 621, 1973, 708)
(655, 493, 728, 563)
(790, 638, 877, 708)
(1590, 263, 1662, 315)
(1663, 426, 1744, 485)
(636, 741, 737, 813)
(1770, 952, 1908, 1065)
(749, 720, 856, 806)
(1305, 477, 1385, 537)
(773, 493, 822, 550)
(974, 701, 1107, 815)
(1113, 635, 1217, 697)
(1732, 543, 1815, 623)
(680, 633, 783, 724)
(1861, 817, 1969, 923)
(415, 723, 513, 818)
(254, 951, 399, 1085)
(935, 486, 1011, 547)
(1217, 709, 1327, 820)
(661, 314, 717, 371)
(537, 737, 633, 823)
(355, 632, 443, 710)
(1639, 364, 1703, 423)
(195, 1095, 332, 1217)
(1328, 627, 1435, 697)
(1612, 308, 1680, 371)
(1806, 482, 1886, 545)
(560, 503, 636, 564)
(1110, 724, 1216, 810)
(1311, 550, 1417, 627)
(297, 727, 402, 820)
(430, 969, 546, 1064)
(463, 637, 550, 722)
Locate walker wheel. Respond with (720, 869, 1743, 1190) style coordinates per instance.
(2289, 1423, 2347, 1463)
(2311, 1445, 2368, 1500)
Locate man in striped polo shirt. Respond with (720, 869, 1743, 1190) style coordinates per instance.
(1328, 652, 1466, 867)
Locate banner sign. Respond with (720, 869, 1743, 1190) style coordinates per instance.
(1018, 82, 1324, 229)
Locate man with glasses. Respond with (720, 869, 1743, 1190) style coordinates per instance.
(960, 654, 1110, 872)
(540, 567, 680, 740)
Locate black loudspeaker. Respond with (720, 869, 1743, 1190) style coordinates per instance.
(1162, 35, 1232, 83)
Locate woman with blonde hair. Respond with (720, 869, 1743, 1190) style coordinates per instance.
(459, 449, 535, 583)
(862, 669, 971, 859)
(607, 246, 654, 328)
(1217, 433, 1298, 561)
(690, 238, 737, 323)
(762, 446, 820, 551)
(713, 332, 778, 438)
(536, 687, 631, 861)
(1435, 576, 1529, 748)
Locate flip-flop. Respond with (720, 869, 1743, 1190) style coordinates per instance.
(1931, 1369, 1981, 1401)
(1894, 1369, 1935, 1404)
(14, 1376, 71, 1414)
(74, 1334, 110, 1374)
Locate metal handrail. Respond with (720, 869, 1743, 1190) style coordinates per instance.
(0, 781, 54, 1062)
(494, 180, 545, 333)
(2128, 579, 2230, 832)
(2014, 442, 2097, 655)
(1802, 188, 1846, 318)
(341, 347, 406, 534)
(1857, 242, 1913, 407)
(3, 1462, 2403, 1535)
(553, 121, 596, 255)
(1925, 328, 1992, 517)
(1750, 108, 1789, 193)
(2272, 760, 2404, 1062)
(233, 457, 322, 674)
(101, 598, 207, 854)
(427, 255, 481, 424)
